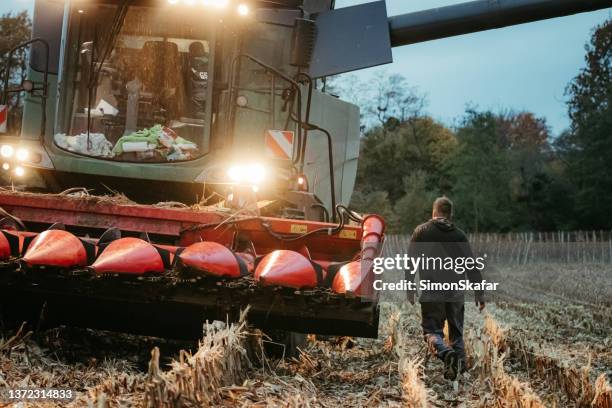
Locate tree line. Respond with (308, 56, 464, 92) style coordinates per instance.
(331, 19, 611, 234)
(0, 11, 31, 133)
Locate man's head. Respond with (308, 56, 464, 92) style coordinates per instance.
(432, 196, 453, 219)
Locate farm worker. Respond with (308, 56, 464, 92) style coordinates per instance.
(406, 196, 486, 380)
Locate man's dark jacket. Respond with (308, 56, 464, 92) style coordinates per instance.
(406, 218, 484, 302)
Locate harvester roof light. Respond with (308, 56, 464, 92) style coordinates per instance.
(16, 148, 29, 162)
(203, 0, 229, 8)
(237, 3, 249, 16)
(14, 166, 25, 177)
(0, 145, 14, 158)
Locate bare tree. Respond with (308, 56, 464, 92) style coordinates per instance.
(327, 70, 426, 133)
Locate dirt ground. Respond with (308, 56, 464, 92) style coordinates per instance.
(1, 263, 611, 407)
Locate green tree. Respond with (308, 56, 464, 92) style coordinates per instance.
(356, 117, 455, 203)
(342, 72, 456, 231)
(393, 171, 438, 233)
(349, 189, 399, 232)
(448, 110, 511, 232)
(496, 111, 556, 229)
(0, 11, 32, 132)
(558, 19, 612, 229)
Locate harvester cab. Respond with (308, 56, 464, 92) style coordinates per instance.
(0, 0, 362, 220)
(0, 0, 610, 345)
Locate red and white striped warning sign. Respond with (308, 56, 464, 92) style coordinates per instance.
(0, 105, 7, 133)
(265, 130, 294, 160)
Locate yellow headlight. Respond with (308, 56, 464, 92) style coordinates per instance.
(0, 145, 14, 158)
(228, 163, 266, 185)
(228, 165, 244, 183)
(237, 4, 249, 16)
(247, 164, 265, 184)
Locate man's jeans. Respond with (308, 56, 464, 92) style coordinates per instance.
(420, 302, 465, 361)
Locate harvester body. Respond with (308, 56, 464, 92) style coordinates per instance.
(0, 0, 610, 340)
(10, 0, 361, 215)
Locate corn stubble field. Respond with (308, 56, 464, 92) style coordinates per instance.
(1, 234, 611, 407)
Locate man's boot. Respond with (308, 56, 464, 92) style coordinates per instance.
(443, 350, 458, 380)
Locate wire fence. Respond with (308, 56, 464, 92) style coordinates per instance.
(384, 231, 612, 265)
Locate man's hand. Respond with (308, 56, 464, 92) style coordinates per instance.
(476, 301, 485, 312)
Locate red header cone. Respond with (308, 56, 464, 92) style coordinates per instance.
(0, 231, 11, 261)
(179, 242, 246, 278)
(92, 237, 164, 275)
(255, 250, 322, 289)
(22, 230, 88, 268)
(331, 259, 375, 299)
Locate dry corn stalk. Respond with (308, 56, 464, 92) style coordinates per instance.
(469, 320, 545, 408)
(398, 357, 431, 408)
(140, 308, 251, 407)
(483, 314, 507, 353)
(592, 373, 612, 408)
(489, 353, 545, 408)
(502, 325, 600, 405)
(482, 311, 611, 407)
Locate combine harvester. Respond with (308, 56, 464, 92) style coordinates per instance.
(0, 0, 610, 347)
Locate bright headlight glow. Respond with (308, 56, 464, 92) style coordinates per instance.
(2, 163, 9, 171)
(14, 166, 25, 177)
(168, 0, 179, 4)
(237, 3, 249, 15)
(228, 163, 266, 184)
(1, 145, 14, 158)
(16, 148, 29, 162)
(248, 163, 265, 184)
(228, 165, 244, 183)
